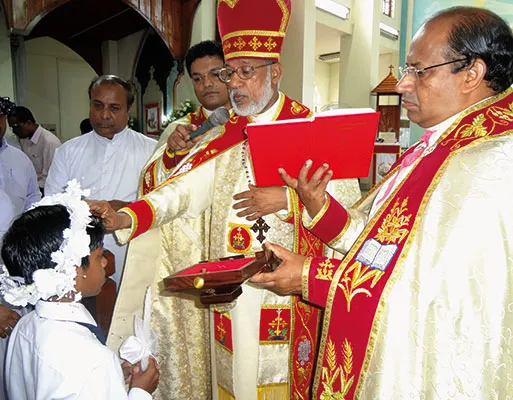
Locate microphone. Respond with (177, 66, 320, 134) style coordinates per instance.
(188, 107, 231, 140)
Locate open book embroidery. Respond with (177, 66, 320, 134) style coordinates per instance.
(355, 238, 398, 271)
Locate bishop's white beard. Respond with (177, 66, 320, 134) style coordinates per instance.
(230, 66, 274, 117)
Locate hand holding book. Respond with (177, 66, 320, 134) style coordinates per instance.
(279, 160, 332, 219)
(246, 108, 380, 187)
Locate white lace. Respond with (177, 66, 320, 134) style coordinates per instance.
(0, 179, 92, 307)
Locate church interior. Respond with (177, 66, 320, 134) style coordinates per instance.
(1, 0, 513, 399)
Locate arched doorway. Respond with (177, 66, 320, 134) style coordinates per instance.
(2, 0, 200, 140)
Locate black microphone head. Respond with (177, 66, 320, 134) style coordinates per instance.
(209, 107, 230, 127)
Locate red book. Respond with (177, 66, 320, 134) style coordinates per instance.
(246, 108, 380, 186)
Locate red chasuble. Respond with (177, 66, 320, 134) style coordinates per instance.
(141, 106, 209, 195)
(305, 89, 513, 399)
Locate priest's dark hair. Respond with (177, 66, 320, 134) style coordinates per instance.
(429, 6, 513, 93)
(88, 75, 135, 110)
(1, 205, 104, 285)
(11, 106, 36, 124)
(185, 40, 224, 77)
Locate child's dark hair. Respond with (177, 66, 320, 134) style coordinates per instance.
(1, 205, 104, 284)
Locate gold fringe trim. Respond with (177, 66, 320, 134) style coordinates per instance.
(218, 384, 236, 400)
(257, 383, 289, 399)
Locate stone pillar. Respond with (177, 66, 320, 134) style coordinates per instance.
(338, 0, 381, 108)
(10, 35, 26, 106)
(0, 6, 14, 100)
(280, 0, 316, 108)
(101, 40, 119, 75)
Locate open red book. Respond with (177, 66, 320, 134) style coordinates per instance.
(246, 108, 380, 186)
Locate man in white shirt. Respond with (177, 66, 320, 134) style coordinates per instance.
(0, 97, 41, 216)
(8, 106, 61, 194)
(45, 76, 156, 287)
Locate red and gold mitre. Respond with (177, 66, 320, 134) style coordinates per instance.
(217, 0, 291, 61)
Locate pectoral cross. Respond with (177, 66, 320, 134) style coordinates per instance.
(251, 217, 270, 243)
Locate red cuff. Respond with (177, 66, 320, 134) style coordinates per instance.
(162, 147, 178, 171)
(306, 194, 349, 245)
(121, 199, 155, 240)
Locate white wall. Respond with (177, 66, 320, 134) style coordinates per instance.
(118, 29, 146, 81)
(174, 0, 217, 108)
(25, 37, 96, 142)
(329, 62, 340, 104)
(314, 60, 330, 110)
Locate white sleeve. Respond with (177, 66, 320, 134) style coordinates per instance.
(41, 137, 61, 189)
(0, 190, 15, 239)
(45, 146, 69, 195)
(24, 161, 41, 209)
(76, 356, 152, 400)
(115, 160, 215, 244)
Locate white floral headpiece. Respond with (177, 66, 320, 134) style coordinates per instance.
(0, 179, 92, 307)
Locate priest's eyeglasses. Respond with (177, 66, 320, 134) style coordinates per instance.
(217, 61, 276, 83)
(398, 58, 468, 80)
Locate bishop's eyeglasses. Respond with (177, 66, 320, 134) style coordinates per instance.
(398, 58, 468, 80)
(217, 61, 276, 83)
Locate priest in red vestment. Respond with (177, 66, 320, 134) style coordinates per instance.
(251, 6, 513, 399)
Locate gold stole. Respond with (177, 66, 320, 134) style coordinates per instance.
(213, 96, 313, 400)
(312, 88, 513, 399)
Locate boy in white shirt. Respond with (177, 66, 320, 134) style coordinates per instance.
(0, 182, 159, 399)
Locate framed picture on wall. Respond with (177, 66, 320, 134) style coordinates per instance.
(145, 103, 160, 136)
(372, 143, 401, 186)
